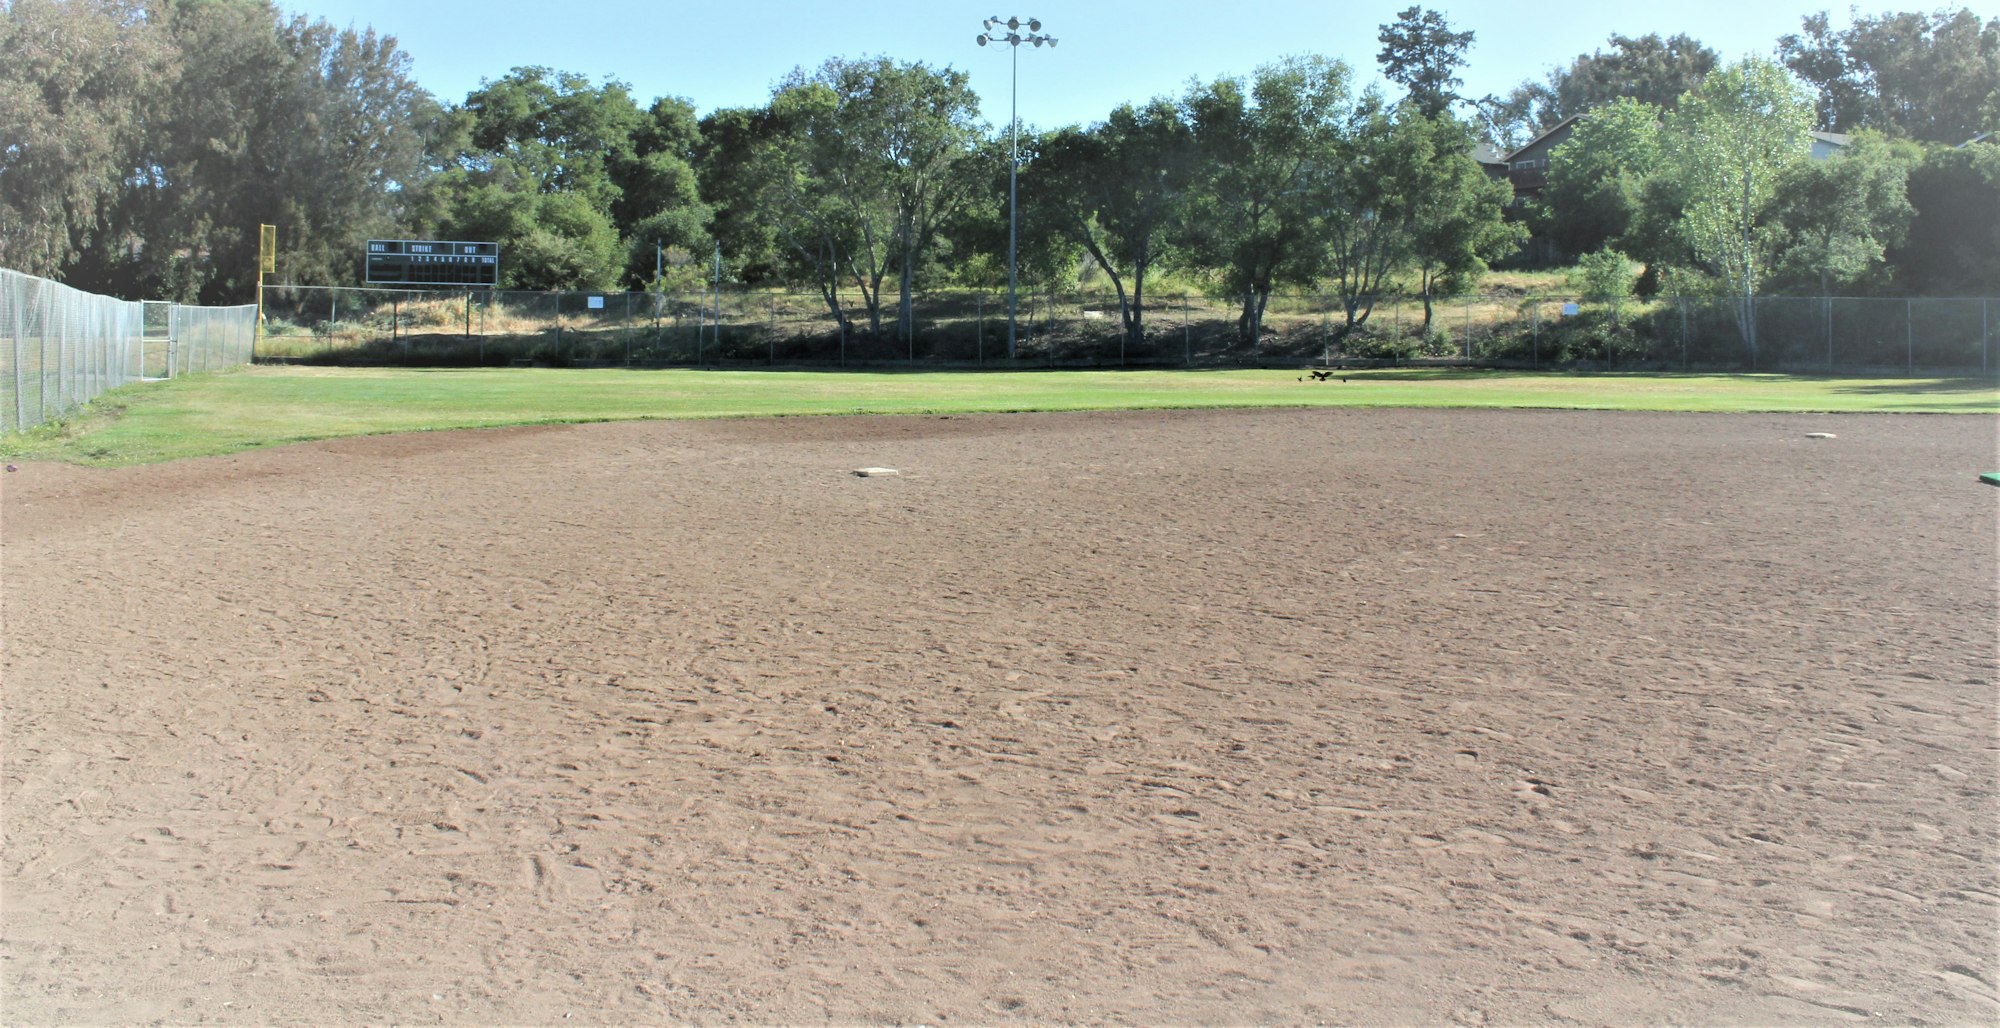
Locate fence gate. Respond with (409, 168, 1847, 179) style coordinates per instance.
(141, 300, 172, 379)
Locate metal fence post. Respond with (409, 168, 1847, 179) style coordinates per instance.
(1464, 295, 1472, 359)
(1320, 296, 1329, 366)
(57, 296, 69, 410)
(1246, 291, 1255, 358)
(1907, 298, 1914, 376)
(978, 292, 985, 365)
(1679, 297, 1688, 370)
(769, 294, 777, 365)
(39, 292, 48, 418)
(13, 283, 25, 431)
(1168, 292, 1184, 364)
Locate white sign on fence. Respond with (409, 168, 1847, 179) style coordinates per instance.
(587, 296, 605, 310)
(1562, 302, 1580, 316)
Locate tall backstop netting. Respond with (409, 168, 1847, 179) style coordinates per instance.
(0, 268, 257, 434)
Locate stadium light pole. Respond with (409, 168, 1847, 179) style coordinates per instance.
(977, 16, 1055, 361)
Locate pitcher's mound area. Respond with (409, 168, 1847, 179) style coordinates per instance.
(4, 408, 1994, 1024)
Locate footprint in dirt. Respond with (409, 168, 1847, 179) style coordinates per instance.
(1511, 778, 1554, 802)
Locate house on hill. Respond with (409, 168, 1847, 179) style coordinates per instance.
(1810, 131, 1852, 159)
(1498, 115, 1581, 208)
(1472, 140, 1510, 182)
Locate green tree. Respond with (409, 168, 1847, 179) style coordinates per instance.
(1570, 248, 1637, 325)
(1662, 57, 1814, 356)
(1317, 104, 1405, 341)
(826, 58, 985, 346)
(509, 191, 623, 291)
(261, 17, 441, 289)
(1886, 140, 2000, 295)
(417, 159, 621, 291)
(1183, 55, 1358, 346)
(702, 90, 879, 335)
(614, 97, 703, 227)
(694, 106, 783, 285)
(1376, 6, 1475, 119)
(734, 58, 982, 342)
(700, 61, 982, 342)
(1022, 98, 1196, 347)
(1780, 8, 2000, 143)
(1555, 34, 1717, 119)
(615, 97, 711, 286)
(1483, 34, 1715, 147)
(459, 67, 642, 211)
(1766, 133, 1918, 295)
(0, 0, 169, 278)
(435, 67, 673, 290)
(61, 0, 436, 302)
(1402, 115, 1526, 331)
(1776, 13, 1869, 134)
(1538, 97, 1664, 257)
(953, 130, 1079, 298)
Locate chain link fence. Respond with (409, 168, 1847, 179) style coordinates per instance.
(1, 269, 258, 434)
(257, 284, 1998, 376)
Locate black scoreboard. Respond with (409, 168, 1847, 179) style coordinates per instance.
(365, 240, 500, 286)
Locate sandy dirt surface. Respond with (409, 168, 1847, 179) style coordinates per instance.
(3, 407, 1996, 1026)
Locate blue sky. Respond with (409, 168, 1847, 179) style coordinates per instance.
(287, 0, 1866, 128)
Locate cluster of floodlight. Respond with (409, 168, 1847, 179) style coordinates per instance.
(976, 16, 1056, 48)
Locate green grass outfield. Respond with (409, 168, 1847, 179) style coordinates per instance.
(6, 365, 1995, 466)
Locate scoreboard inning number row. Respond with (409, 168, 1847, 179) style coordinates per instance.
(365, 240, 500, 286)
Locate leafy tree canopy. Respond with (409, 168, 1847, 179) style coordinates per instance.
(0, 0, 170, 278)
(1377, 6, 1476, 119)
(1538, 97, 1665, 257)
(1886, 141, 2000, 294)
(1780, 7, 1999, 143)
(1022, 98, 1197, 344)
(1485, 33, 1716, 148)
(1766, 132, 1919, 294)
(1661, 57, 1815, 348)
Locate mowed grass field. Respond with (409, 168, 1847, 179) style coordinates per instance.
(4, 364, 1995, 466)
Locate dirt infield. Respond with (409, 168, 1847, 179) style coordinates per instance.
(3, 408, 1995, 1025)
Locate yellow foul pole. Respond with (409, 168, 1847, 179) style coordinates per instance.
(256, 224, 276, 359)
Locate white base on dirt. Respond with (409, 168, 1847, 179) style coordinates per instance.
(854, 467, 900, 477)
(1806, 432, 1837, 439)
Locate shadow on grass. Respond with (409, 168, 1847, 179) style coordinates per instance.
(379, 363, 1291, 376)
(1828, 377, 2000, 396)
